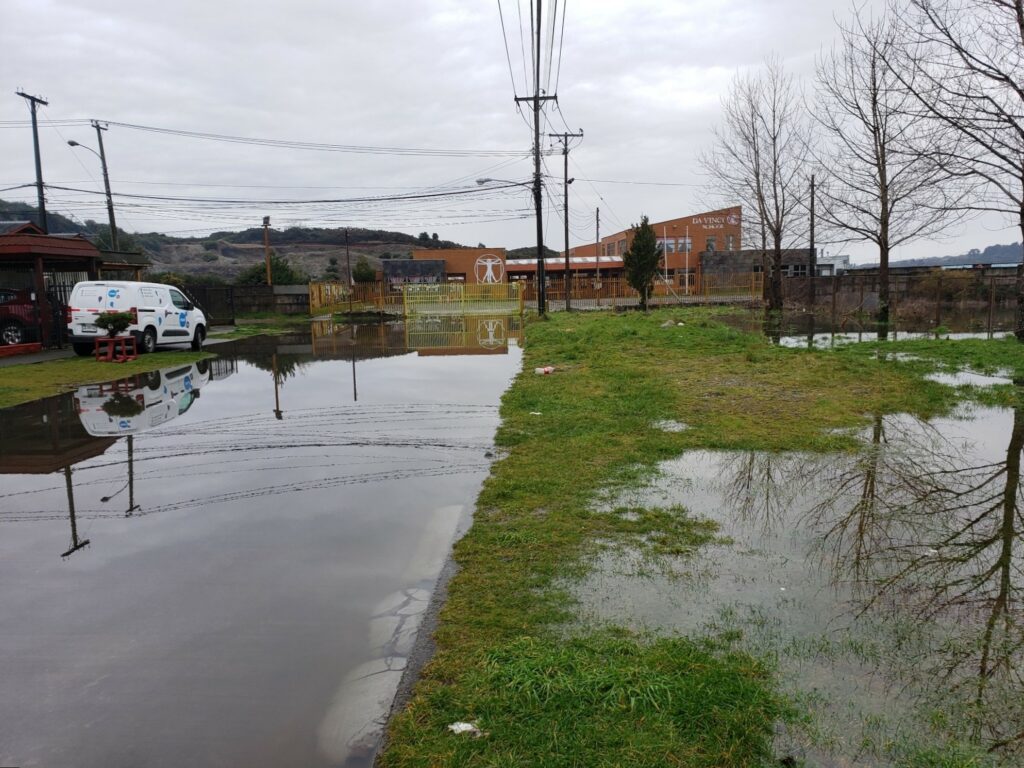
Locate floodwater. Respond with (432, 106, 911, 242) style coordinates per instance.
(721, 308, 1017, 348)
(0, 316, 522, 768)
(575, 403, 1024, 764)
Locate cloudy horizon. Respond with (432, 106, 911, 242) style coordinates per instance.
(2, 0, 1018, 264)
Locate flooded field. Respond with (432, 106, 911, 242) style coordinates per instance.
(574, 401, 1023, 764)
(722, 307, 1018, 348)
(0, 317, 522, 768)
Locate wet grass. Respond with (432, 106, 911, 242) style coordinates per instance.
(379, 308, 998, 766)
(0, 350, 212, 409)
(209, 313, 313, 339)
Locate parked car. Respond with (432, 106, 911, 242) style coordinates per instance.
(65, 281, 207, 356)
(0, 288, 39, 346)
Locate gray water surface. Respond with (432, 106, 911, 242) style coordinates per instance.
(0, 319, 521, 768)
(575, 405, 1023, 765)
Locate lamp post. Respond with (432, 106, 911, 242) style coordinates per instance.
(477, 177, 546, 313)
(68, 122, 118, 251)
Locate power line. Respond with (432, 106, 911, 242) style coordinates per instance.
(43, 182, 529, 206)
(497, 0, 520, 96)
(91, 120, 543, 158)
(553, 0, 568, 96)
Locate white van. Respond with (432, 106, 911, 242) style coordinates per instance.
(66, 281, 207, 356)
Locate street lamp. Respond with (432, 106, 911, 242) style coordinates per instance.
(477, 177, 546, 315)
(68, 122, 118, 251)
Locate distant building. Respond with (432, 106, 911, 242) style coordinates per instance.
(409, 247, 508, 284)
(506, 207, 743, 287)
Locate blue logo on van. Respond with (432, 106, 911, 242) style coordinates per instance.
(183, 375, 192, 392)
(118, 420, 130, 429)
(107, 289, 118, 298)
(179, 311, 187, 327)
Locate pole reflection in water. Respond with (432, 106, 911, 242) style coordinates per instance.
(60, 464, 89, 558)
(272, 352, 283, 420)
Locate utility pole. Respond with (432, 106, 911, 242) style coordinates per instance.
(548, 130, 583, 311)
(809, 174, 816, 309)
(92, 121, 118, 251)
(595, 207, 600, 280)
(345, 228, 352, 314)
(514, 0, 556, 316)
(263, 216, 273, 285)
(17, 90, 49, 233)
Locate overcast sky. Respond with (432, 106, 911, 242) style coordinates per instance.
(1, 0, 1016, 263)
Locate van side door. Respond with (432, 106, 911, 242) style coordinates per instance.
(163, 288, 193, 340)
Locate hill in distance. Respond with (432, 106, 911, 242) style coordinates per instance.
(0, 199, 471, 281)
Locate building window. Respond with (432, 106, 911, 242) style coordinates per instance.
(617, 239, 626, 255)
(725, 235, 736, 251)
(705, 237, 716, 253)
(678, 237, 692, 253)
(790, 264, 808, 277)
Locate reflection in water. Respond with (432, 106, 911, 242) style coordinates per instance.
(577, 399, 1024, 761)
(804, 403, 1024, 755)
(1, 362, 234, 557)
(0, 323, 520, 768)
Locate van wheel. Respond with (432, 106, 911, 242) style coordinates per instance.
(140, 327, 157, 354)
(191, 324, 206, 351)
(73, 342, 94, 357)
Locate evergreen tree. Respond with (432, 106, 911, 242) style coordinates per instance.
(352, 256, 377, 283)
(623, 215, 661, 311)
(235, 252, 306, 285)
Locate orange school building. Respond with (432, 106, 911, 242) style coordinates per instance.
(407, 207, 742, 287)
(410, 248, 508, 284)
(506, 206, 743, 283)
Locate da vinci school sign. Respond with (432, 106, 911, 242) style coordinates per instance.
(474, 254, 505, 283)
(689, 211, 741, 230)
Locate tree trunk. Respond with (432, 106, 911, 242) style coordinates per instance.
(1016, 214, 1024, 341)
(878, 242, 890, 340)
(769, 235, 783, 311)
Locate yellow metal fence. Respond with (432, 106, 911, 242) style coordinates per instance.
(401, 283, 524, 316)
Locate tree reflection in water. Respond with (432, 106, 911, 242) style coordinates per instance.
(754, 397, 1024, 756)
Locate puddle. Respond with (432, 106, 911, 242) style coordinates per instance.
(0, 318, 521, 768)
(721, 309, 1016, 347)
(651, 419, 689, 433)
(925, 370, 1013, 387)
(573, 407, 1023, 764)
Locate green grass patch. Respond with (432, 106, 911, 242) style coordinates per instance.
(0, 350, 213, 409)
(386, 632, 786, 768)
(380, 308, 1017, 767)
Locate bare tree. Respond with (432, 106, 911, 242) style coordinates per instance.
(887, 0, 1024, 340)
(702, 57, 813, 311)
(814, 6, 968, 335)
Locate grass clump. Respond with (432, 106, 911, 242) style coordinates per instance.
(0, 350, 212, 409)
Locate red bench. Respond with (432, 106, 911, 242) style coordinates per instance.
(94, 335, 138, 362)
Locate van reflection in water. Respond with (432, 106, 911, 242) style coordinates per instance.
(74, 360, 215, 436)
